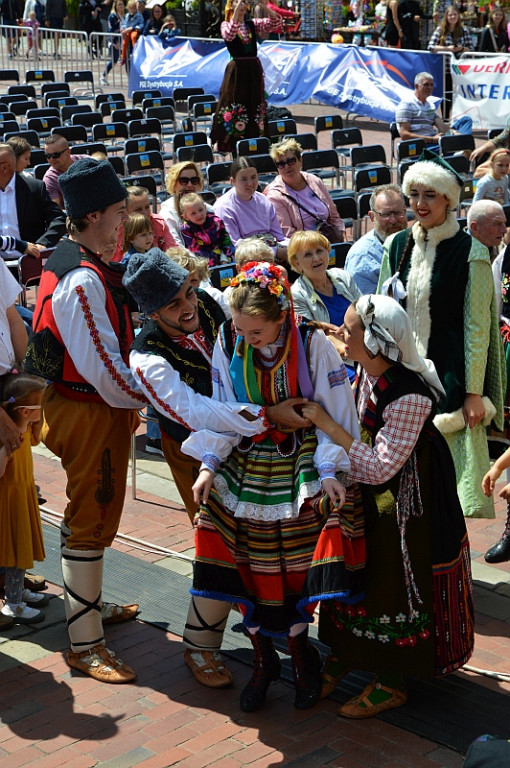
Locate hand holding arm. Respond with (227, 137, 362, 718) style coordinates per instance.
(302, 401, 354, 453)
(266, 397, 311, 429)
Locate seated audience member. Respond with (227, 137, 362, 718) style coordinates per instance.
(395, 71, 472, 153)
(179, 193, 235, 268)
(214, 157, 289, 263)
(471, 125, 510, 177)
(160, 162, 212, 246)
(264, 138, 345, 242)
(345, 184, 407, 295)
(427, 6, 474, 121)
(42, 135, 88, 209)
(121, 213, 154, 265)
(113, 185, 176, 261)
(288, 229, 360, 383)
(0, 143, 66, 263)
(6, 136, 32, 176)
(472, 148, 510, 207)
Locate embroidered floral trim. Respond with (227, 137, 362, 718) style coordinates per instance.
(219, 103, 249, 138)
(318, 461, 336, 481)
(202, 452, 220, 473)
(255, 104, 266, 134)
(75, 286, 146, 403)
(135, 367, 194, 431)
(329, 602, 431, 646)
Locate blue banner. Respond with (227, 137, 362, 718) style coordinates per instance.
(130, 38, 443, 123)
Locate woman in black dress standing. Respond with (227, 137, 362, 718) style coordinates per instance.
(211, 0, 282, 153)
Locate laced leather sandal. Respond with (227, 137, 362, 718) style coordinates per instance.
(320, 654, 352, 699)
(101, 602, 139, 624)
(184, 649, 233, 688)
(67, 644, 137, 683)
(339, 677, 407, 719)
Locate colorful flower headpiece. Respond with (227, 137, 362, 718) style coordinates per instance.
(230, 261, 291, 309)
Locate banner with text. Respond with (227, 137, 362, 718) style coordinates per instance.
(130, 38, 444, 123)
(452, 56, 510, 129)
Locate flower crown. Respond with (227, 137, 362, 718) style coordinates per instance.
(230, 261, 291, 309)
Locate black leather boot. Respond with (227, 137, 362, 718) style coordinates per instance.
(288, 629, 322, 710)
(485, 504, 510, 563)
(240, 632, 281, 712)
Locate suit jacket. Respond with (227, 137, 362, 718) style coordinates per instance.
(15, 173, 66, 249)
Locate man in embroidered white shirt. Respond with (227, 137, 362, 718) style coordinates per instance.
(25, 158, 146, 684)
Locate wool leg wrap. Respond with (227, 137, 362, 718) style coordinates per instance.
(182, 596, 230, 651)
(61, 547, 104, 653)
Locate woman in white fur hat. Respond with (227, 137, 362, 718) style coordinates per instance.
(378, 149, 505, 519)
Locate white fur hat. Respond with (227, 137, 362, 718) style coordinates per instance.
(402, 150, 463, 209)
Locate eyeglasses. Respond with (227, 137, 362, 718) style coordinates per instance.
(275, 156, 298, 169)
(178, 175, 200, 185)
(45, 149, 67, 160)
(373, 209, 407, 219)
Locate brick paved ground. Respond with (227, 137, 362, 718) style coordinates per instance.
(1, 81, 507, 767)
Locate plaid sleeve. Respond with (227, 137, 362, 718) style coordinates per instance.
(348, 394, 432, 485)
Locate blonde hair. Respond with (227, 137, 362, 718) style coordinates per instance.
(123, 213, 152, 251)
(179, 192, 206, 217)
(167, 246, 209, 282)
(269, 137, 302, 163)
(287, 230, 331, 269)
(234, 238, 274, 269)
(165, 161, 203, 196)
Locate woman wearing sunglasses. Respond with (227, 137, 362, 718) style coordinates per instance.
(264, 138, 345, 243)
(160, 161, 213, 246)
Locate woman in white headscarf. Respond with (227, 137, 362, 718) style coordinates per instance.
(303, 295, 474, 720)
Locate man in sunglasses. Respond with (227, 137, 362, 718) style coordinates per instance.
(345, 183, 407, 295)
(42, 134, 88, 209)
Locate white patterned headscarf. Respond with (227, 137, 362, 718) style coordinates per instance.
(355, 295, 445, 401)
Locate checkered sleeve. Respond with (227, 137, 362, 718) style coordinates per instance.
(348, 394, 432, 485)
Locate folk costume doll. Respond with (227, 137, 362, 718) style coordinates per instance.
(182, 262, 365, 713)
(303, 295, 474, 719)
(211, 0, 281, 153)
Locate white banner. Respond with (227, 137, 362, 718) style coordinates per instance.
(451, 56, 510, 130)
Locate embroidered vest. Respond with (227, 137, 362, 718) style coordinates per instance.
(225, 19, 257, 57)
(131, 290, 225, 443)
(24, 239, 134, 403)
(387, 228, 470, 414)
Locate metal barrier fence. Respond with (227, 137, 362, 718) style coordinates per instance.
(0, 26, 127, 92)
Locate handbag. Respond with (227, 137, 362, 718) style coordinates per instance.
(281, 190, 344, 243)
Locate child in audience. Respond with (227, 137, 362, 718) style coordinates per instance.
(473, 148, 510, 206)
(120, 0, 145, 64)
(114, 185, 176, 261)
(122, 214, 154, 265)
(0, 371, 48, 625)
(158, 13, 180, 39)
(167, 246, 231, 317)
(179, 193, 235, 268)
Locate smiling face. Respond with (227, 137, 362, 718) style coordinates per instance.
(408, 184, 449, 229)
(293, 244, 330, 284)
(446, 7, 459, 27)
(340, 304, 367, 364)
(275, 151, 302, 189)
(232, 166, 258, 201)
(150, 278, 199, 337)
(231, 308, 286, 348)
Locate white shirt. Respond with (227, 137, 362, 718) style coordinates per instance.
(52, 267, 143, 409)
(0, 259, 21, 373)
(0, 173, 21, 260)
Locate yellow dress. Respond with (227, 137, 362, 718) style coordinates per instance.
(0, 427, 45, 569)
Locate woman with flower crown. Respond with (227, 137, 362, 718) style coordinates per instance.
(181, 261, 364, 713)
(211, 0, 282, 153)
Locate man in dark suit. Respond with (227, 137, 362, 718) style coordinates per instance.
(0, 143, 66, 263)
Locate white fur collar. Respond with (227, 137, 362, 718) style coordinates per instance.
(406, 214, 459, 357)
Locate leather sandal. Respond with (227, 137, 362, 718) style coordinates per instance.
(339, 678, 407, 719)
(67, 644, 137, 683)
(184, 648, 233, 688)
(320, 654, 351, 699)
(101, 602, 139, 624)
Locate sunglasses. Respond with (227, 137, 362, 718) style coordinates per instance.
(275, 156, 298, 169)
(178, 175, 200, 185)
(45, 149, 67, 160)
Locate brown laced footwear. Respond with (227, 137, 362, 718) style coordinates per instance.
(339, 677, 407, 719)
(67, 645, 137, 683)
(101, 602, 139, 624)
(184, 649, 233, 688)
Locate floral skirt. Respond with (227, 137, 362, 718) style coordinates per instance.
(210, 57, 269, 153)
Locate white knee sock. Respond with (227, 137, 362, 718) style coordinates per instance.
(61, 547, 104, 653)
(183, 596, 230, 651)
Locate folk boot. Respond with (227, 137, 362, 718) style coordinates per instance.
(288, 628, 322, 710)
(485, 504, 510, 563)
(240, 632, 281, 712)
